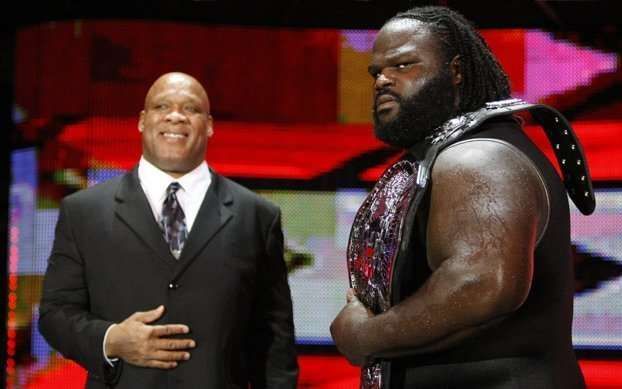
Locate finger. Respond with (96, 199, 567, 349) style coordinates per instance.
(151, 324, 190, 337)
(154, 338, 196, 351)
(149, 350, 191, 362)
(145, 360, 178, 369)
(132, 305, 165, 324)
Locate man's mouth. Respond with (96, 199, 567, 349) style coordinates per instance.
(160, 131, 188, 140)
(375, 94, 399, 112)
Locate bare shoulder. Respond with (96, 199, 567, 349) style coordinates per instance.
(434, 138, 544, 185)
(432, 138, 549, 214)
(427, 138, 549, 270)
(431, 137, 549, 217)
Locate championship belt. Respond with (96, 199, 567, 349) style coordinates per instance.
(346, 99, 595, 389)
(347, 160, 421, 388)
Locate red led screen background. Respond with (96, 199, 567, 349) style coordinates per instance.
(7, 20, 622, 388)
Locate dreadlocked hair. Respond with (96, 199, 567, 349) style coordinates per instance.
(390, 6, 511, 113)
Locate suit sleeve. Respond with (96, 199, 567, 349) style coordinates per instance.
(248, 208, 299, 388)
(38, 199, 121, 384)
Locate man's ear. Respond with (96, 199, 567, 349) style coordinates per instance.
(206, 115, 214, 138)
(450, 55, 462, 86)
(138, 110, 145, 132)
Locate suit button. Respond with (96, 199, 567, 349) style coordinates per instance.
(168, 282, 179, 290)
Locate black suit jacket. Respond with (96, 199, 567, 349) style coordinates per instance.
(38, 168, 299, 389)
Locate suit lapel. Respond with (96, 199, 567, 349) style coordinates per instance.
(114, 169, 174, 269)
(173, 172, 234, 279)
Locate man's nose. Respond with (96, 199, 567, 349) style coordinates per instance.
(165, 109, 188, 123)
(375, 72, 394, 90)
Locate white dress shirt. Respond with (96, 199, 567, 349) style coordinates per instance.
(137, 156, 212, 233)
(103, 156, 212, 365)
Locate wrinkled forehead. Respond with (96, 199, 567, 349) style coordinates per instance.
(372, 18, 438, 57)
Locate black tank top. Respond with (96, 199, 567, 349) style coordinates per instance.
(388, 116, 586, 388)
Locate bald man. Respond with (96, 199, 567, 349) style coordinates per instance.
(39, 72, 299, 389)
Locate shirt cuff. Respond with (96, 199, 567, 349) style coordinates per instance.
(102, 323, 119, 367)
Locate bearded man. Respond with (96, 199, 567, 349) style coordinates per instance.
(331, 6, 591, 389)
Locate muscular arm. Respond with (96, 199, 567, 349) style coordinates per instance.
(248, 208, 299, 388)
(332, 139, 549, 363)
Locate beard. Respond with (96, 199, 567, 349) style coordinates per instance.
(373, 69, 457, 148)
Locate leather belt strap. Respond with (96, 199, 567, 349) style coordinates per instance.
(413, 98, 595, 216)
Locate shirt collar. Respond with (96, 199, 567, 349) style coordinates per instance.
(138, 156, 210, 199)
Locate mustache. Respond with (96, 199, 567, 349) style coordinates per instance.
(374, 88, 402, 107)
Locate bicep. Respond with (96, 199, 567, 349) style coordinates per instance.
(425, 140, 547, 316)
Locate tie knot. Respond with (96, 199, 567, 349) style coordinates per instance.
(167, 182, 182, 195)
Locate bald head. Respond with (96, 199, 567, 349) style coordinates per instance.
(139, 72, 214, 177)
(145, 72, 210, 113)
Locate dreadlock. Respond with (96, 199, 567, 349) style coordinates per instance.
(390, 6, 511, 113)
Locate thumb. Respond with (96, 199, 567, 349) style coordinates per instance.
(133, 305, 165, 324)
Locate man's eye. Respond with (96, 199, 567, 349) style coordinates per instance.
(396, 63, 412, 70)
(154, 104, 167, 110)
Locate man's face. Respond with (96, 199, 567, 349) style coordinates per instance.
(369, 19, 458, 148)
(139, 73, 213, 177)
